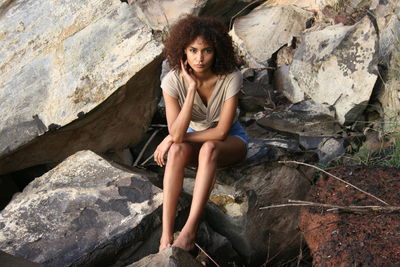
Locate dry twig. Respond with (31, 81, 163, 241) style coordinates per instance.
(195, 242, 220, 267)
(278, 160, 390, 205)
(133, 129, 160, 166)
(260, 199, 400, 213)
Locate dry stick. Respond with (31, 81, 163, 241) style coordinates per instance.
(133, 129, 160, 166)
(194, 243, 220, 267)
(140, 153, 155, 166)
(278, 160, 390, 206)
(260, 199, 400, 213)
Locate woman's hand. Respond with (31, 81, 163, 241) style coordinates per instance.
(180, 60, 198, 90)
(154, 135, 173, 167)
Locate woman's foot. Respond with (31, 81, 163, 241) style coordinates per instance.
(172, 230, 196, 251)
(159, 235, 173, 252)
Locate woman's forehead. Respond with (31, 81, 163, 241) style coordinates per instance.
(187, 36, 212, 48)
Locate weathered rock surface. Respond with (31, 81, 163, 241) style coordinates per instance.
(255, 102, 346, 164)
(376, 48, 400, 131)
(127, 246, 202, 267)
(287, 16, 379, 125)
(230, 4, 314, 68)
(0, 250, 44, 267)
(257, 110, 341, 137)
(263, 0, 339, 11)
(0, 1, 163, 174)
(183, 140, 317, 265)
(130, 0, 249, 32)
(300, 166, 400, 266)
(373, 0, 400, 66)
(0, 150, 163, 266)
(131, 0, 207, 31)
(373, 0, 400, 131)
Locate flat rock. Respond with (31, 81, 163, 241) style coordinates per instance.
(230, 4, 313, 68)
(287, 16, 379, 124)
(257, 110, 342, 137)
(263, 0, 340, 12)
(127, 246, 202, 267)
(0, 1, 163, 174)
(0, 151, 163, 266)
(300, 166, 400, 266)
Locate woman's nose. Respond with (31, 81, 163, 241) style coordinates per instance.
(197, 52, 204, 62)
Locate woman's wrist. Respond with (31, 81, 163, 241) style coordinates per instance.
(166, 134, 173, 143)
(187, 85, 197, 92)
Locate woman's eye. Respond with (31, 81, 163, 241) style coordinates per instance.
(190, 48, 197, 53)
(205, 49, 213, 53)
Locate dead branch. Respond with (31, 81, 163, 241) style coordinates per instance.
(195, 242, 220, 267)
(133, 129, 160, 166)
(278, 160, 390, 206)
(260, 199, 400, 213)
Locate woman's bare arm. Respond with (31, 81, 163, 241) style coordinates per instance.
(165, 60, 202, 143)
(182, 95, 238, 143)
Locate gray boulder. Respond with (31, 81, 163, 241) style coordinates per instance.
(131, 0, 248, 31)
(262, 0, 340, 12)
(127, 246, 202, 267)
(230, 3, 314, 68)
(130, 0, 208, 31)
(0, 1, 163, 174)
(372, 0, 400, 66)
(0, 150, 163, 266)
(287, 15, 379, 125)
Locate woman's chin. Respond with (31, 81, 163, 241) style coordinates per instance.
(192, 67, 211, 74)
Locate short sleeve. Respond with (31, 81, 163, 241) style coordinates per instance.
(161, 70, 178, 98)
(224, 70, 243, 101)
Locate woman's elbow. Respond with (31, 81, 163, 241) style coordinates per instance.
(217, 129, 228, 141)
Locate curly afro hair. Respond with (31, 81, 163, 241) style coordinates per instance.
(163, 15, 240, 75)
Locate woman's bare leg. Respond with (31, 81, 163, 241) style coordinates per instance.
(172, 136, 247, 250)
(159, 142, 195, 251)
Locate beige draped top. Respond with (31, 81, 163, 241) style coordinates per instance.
(161, 69, 243, 131)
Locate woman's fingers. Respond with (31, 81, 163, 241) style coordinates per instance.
(154, 149, 166, 167)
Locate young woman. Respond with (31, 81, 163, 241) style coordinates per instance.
(154, 15, 249, 252)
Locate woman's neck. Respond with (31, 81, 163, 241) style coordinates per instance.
(193, 69, 215, 82)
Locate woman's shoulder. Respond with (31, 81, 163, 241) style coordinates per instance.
(221, 69, 242, 85)
(161, 69, 183, 88)
(162, 68, 181, 82)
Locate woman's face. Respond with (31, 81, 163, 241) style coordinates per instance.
(184, 36, 214, 74)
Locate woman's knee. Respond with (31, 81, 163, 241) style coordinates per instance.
(199, 141, 219, 161)
(168, 143, 192, 159)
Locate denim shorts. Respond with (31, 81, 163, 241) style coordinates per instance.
(187, 120, 249, 147)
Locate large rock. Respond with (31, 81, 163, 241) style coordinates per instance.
(185, 140, 316, 266)
(287, 16, 379, 125)
(130, 0, 207, 31)
(372, 0, 400, 66)
(0, 1, 163, 174)
(0, 150, 163, 266)
(373, 0, 400, 130)
(376, 47, 400, 131)
(230, 4, 314, 68)
(263, 0, 340, 11)
(131, 0, 248, 31)
(128, 246, 202, 267)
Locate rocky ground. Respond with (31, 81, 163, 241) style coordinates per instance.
(300, 166, 400, 267)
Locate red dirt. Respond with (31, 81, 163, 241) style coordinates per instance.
(299, 166, 400, 267)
